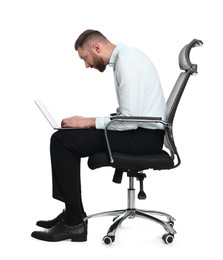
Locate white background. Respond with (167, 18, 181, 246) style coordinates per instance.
(0, 0, 222, 259)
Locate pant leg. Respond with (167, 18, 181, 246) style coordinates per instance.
(108, 128, 164, 154)
(50, 128, 164, 204)
(50, 129, 107, 204)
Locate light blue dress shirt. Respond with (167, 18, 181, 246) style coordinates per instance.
(95, 43, 166, 131)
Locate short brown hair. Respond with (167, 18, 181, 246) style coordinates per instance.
(74, 29, 108, 50)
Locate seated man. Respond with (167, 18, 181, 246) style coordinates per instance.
(31, 29, 166, 242)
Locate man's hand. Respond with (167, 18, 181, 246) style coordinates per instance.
(61, 116, 96, 128)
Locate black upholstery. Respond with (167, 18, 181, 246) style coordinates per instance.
(88, 150, 174, 171)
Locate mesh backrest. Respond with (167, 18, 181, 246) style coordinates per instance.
(163, 39, 203, 165)
(166, 39, 202, 125)
(166, 71, 191, 125)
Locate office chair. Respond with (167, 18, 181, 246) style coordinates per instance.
(87, 39, 203, 245)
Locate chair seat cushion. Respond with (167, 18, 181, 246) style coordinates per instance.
(88, 150, 174, 171)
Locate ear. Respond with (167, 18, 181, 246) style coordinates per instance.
(92, 43, 101, 54)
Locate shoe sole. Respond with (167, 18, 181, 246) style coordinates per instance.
(31, 232, 87, 242)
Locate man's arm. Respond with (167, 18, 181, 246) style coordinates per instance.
(61, 116, 96, 128)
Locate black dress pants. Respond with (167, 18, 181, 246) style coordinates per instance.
(50, 128, 164, 208)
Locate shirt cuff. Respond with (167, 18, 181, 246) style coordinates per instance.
(95, 117, 111, 129)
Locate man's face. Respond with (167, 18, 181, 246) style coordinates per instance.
(78, 48, 106, 72)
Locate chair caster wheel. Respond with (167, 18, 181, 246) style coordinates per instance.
(102, 235, 115, 245)
(162, 233, 174, 244)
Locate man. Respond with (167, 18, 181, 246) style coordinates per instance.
(31, 29, 166, 242)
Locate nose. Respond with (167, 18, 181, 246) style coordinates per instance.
(85, 61, 90, 68)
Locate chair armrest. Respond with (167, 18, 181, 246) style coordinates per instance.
(104, 116, 168, 163)
(110, 115, 162, 121)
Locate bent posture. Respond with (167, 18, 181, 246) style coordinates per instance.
(31, 29, 166, 242)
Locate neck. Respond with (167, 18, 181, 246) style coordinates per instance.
(104, 43, 116, 65)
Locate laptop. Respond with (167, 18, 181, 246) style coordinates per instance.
(34, 100, 80, 130)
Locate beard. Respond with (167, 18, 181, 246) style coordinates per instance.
(92, 53, 107, 72)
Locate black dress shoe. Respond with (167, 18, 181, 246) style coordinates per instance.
(36, 210, 88, 229)
(36, 210, 66, 228)
(31, 220, 87, 242)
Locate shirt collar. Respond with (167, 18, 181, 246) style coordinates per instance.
(109, 43, 124, 68)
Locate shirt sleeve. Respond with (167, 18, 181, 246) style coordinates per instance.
(95, 116, 111, 129)
(95, 59, 142, 131)
(115, 59, 143, 116)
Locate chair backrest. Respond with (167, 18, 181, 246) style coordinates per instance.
(164, 39, 203, 167)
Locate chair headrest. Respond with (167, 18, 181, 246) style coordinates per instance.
(179, 39, 203, 73)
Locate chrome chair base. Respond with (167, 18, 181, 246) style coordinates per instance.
(85, 177, 176, 245)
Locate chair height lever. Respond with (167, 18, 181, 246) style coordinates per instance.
(137, 174, 147, 200)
